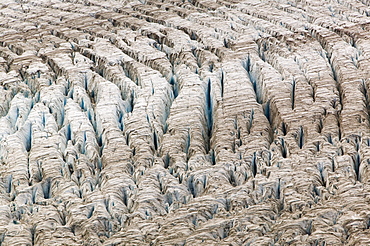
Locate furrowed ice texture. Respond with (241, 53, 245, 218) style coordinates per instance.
(1, 0, 370, 245)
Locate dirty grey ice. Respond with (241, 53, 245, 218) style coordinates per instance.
(1, 0, 370, 245)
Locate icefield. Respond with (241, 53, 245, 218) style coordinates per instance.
(1, 0, 370, 245)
